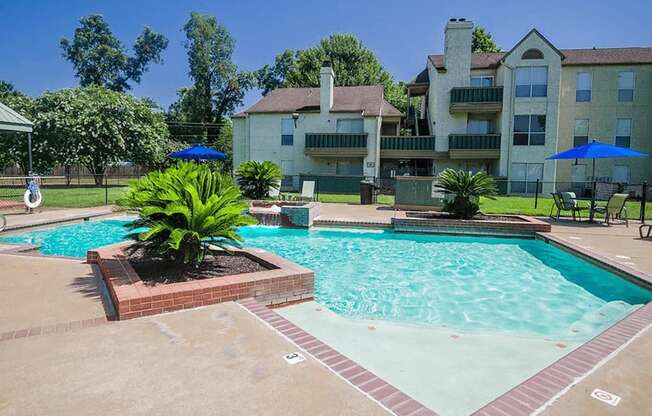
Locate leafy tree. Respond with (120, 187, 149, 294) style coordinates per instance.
(34, 86, 169, 184)
(472, 27, 500, 53)
(118, 162, 255, 266)
(254, 34, 407, 113)
(170, 12, 255, 126)
(437, 169, 497, 219)
(235, 160, 282, 200)
(60, 15, 168, 92)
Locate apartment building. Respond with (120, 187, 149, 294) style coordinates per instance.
(233, 19, 651, 192)
(405, 19, 651, 192)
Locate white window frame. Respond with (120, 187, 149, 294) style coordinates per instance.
(615, 118, 632, 148)
(513, 114, 546, 146)
(511, 162, 543, 194)
(470, 75, 494, 87)
(617, 71, 635, 102)
(515, 66, 548, 97)
(575, 72, 592, 102)
(573, 119, 590, 147)
(281, 118, 294, 146)
(336, 118, 364, 134)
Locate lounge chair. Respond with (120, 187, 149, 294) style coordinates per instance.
(593, 193, 629, 226)
(639, 224, 651, 239)
(550, 192, 585, 221)
(296, 181, 316, 202)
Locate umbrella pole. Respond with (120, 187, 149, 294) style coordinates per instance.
(589, 158, 597, 223)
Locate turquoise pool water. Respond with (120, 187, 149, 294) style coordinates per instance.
(3, 219, 650, 339)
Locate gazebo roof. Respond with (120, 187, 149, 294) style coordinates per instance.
(0, 101, 33, 133)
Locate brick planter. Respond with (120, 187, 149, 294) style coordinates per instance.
(248, 201, 321, 227)
(88, 243, 314, 320)
(392, 215, 550, 237)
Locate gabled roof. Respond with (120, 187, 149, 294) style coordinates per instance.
(0, 101, 33, 132)
(500, 28, 565, 62)
(241, 85, 402, 117)
(427, 47, 652, 71)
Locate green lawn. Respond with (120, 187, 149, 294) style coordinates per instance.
(7, 186, 651, 221)
(39, 186, 128, 208)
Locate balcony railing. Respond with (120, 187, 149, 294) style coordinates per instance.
(450, 86, 503, 104)
(305, 133, 367, 148)
(448, 134, 501, 150)
(381, 136, 437, 151)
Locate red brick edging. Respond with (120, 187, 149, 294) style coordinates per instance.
(237, 298, 437, 416)
(0, 316, 111, 343)
(471, 302, 652, 415)
(89, 243, 314, 320)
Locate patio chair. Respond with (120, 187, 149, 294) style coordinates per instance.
(640, 224, 651, 239)
(296, 181, 316, 202)
(593, 193, 629, 226)
(550, 192, 585, 221)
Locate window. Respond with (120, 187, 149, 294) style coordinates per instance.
(511, 163, 543, 194)
(574, 119, 589, 147)
(335, 160, 363, 175)
(466, 118, 492, 134)
(613, 165, 630, 183)
(470, 75, 494, 87)
(576, 72, 592, 102)
(281, 118, 294, 146)
(336, 118, 364, 133)
(615, 118, 632, 148)
(521, 49, 544, 59)
(515, 66, 547, 97)
(280, 160, 294, 187)
(513, 115, 546, 146)
(617, 71, 634, 102)
(571, 164, 587, 183)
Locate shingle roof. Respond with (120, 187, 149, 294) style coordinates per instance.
(427, 47, 652, 70)
(0, 101, 33, 132)
(242, 85, 402, 117)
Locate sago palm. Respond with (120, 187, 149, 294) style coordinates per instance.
(118, 162, 255, 266)
(437, 169, 497, 219)
(235, 160, 282, 199)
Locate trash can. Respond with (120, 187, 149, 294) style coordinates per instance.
(360, 180, 374, 205)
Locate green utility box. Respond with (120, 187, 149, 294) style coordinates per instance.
(394, 176, 447, 210)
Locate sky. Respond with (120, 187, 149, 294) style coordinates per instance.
(1, 0, 651, 113)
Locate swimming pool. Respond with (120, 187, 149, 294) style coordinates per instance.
(2, 218, 650, 341)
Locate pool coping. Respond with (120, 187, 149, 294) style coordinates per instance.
(237, 298, 437, 416)
(1, 208, 119, 232)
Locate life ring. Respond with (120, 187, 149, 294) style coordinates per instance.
(24, 189, 42, 209)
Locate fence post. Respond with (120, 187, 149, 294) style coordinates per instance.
(641, 181, 647, 224)
(534, 179, 540, 209)
(104, 175, 108, 205)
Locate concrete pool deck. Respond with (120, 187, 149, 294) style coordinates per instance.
(2, 204, 652, 415)
(0, 302, 388, 416)
(2, 206, 116, 231)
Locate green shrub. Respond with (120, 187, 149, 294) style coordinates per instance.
(437, 169, 497, 219)
(235, 160, 282, 199)
(118, 162, 255, 266)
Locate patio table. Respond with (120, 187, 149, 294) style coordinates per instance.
(574, 196, 606, 223)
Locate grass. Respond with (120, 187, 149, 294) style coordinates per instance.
(39, 186, 128, 208)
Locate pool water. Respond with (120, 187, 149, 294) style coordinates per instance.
(3, 219, 650, 340)
(0, 217, 138, 258)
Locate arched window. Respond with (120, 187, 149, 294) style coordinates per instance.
(522, 49, 544, 59)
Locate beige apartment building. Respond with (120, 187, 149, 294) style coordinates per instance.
(233, 19, 651, 193)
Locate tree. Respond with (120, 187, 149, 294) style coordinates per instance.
(170, 12, 254, 126)
(472, 27, 500, 53)
(60, 15, 168, 92)
(34, 86, 169, 184)
(235, 160, 282, 200)
(254, 34, 408, 113)
(437, 169, 497, 219)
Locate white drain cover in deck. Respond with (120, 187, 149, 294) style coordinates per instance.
(590, 389, 621, 406)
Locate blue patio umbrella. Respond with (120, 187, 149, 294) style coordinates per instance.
(546, 139, 648, 178)
(169, 145, 226, 161)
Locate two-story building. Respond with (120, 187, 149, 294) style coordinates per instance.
(233, 19, 652, 193)
(232, 62, 401, 189)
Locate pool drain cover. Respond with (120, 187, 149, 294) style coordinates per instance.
(283, 352, 306, 365)
(590, 389, 621, 406)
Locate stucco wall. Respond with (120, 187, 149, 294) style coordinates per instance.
(557, 64, 652, 183)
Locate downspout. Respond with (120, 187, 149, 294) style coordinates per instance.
(27, 131, 33, 175)
(502, 61, 515, 186)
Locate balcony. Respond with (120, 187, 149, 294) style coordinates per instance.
(448, 134, 501, 159)
(304, 133, 368, 157)
(449, 86, 503, 113)
(380, 136, 447, 159)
